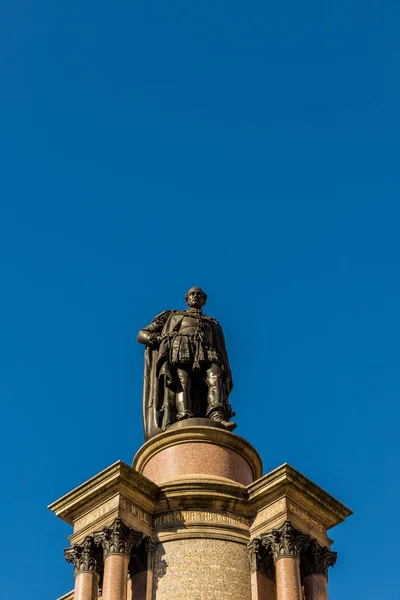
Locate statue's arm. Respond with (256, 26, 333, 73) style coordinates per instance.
(137, 310, 171, 347)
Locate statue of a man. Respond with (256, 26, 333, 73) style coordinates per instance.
(137, 287, 236, 440)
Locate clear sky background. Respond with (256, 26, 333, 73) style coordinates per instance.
(1, 1, 399, 598)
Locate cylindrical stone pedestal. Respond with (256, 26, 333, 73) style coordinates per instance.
(102, 554, 128, 600)
(133, 422, 262, 600)
(303, 574, 328, 600)
(74, 572, 99, 600)
(133, 420, 262, 485)
(275, 558, 302, 600)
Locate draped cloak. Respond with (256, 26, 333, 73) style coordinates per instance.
(141, 310, 233, 441)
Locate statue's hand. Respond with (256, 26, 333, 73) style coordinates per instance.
(149, 333, 162, 347)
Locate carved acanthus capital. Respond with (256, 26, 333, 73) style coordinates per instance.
(301, 540, 337, 579)
(247, 539, 275, 579)
(64, 536, 100, 577)
(129, 538, 156, 577)
(261, 521, 310, 561)
(94, 518, 143, 558)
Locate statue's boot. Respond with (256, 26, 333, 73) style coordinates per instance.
(176, 396, 194, 421)
(209, 410, 237, 432)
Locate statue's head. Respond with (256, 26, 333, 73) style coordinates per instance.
(185, 286, 207, 309)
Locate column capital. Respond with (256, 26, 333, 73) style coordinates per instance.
(129, 538, 156, 577)
(64, 536, 101, 577)
(94, 518, 143, 558)
(301, 540, 337, 579)
(261, 520, 310, 561)
(247, 538, 274, 579)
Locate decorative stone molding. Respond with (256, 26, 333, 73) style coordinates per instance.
(300, 540, 337, 579)
(64, 536, 100, 577)
(247, 539, 275, 579)
(261, 520, 310, 561)
(94, 518, 143, 558)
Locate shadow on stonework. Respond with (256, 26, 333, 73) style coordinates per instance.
(152, 544, 168, 598)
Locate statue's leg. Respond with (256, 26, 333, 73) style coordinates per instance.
(206, 364, 236, 431)
(176, 367, 195, 420)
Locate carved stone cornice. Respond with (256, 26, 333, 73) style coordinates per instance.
(261, 521, 310, 561)
(64, 536, 100, 577)
(300, 540, 337, 579)
(94, 518, 143, 558)
(247, 539, 275, 579)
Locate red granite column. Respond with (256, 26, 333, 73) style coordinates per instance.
(275, 557, 302, 600)
(74, 572, 100, 600)
(248, 539, 276, 600)
(301, 540, 337, 600)
(128, 539, 155, 600)
(303, 574, 328, 600)
(94, 518, 142, 600)
(65, 537, 100, 600)
(261, 521, 309, 600)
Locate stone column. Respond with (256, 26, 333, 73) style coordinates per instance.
(300, 540, 337, 600)
(262, 521, 309, 600)
(94, 518, 143, 600)
(248, 539, 276, 600)
(128, 538, 156, 600)
(65, 537, 101, 600)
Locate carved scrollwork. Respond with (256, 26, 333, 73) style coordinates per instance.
(261, 521, 310, 561)
(247, 539, 275, 579)
(300, 539, 337, 579)
(93, 518, 143, 558)
(64, 536, 101, 577)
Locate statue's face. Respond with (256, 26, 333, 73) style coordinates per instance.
(186, 287, 206, 308)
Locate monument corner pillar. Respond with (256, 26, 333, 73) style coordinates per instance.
(93, 518, 143, 600)
(300, 540, 337, 600)
(261, 521, 309, 600)
(64, 537, 100, 600)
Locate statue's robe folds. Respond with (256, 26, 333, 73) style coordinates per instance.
(141, 310, 233, 441)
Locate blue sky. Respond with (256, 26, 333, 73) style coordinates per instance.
(1, 0, 399, 598)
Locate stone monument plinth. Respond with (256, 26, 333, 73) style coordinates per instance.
(50, 423, 351, 600)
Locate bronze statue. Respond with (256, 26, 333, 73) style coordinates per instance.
(137, 287, 236, 440)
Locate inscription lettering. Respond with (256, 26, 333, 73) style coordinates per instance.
(74, 497, 151, 532)
(154, 510, 249, 529)
(120, 496, 151, 524)
(252, 499, 286, 527)
(289, 504, 323, 532)
(74, 498, 119, 532)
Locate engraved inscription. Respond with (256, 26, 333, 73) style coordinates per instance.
(252, 498, 286, 527)
(74, 497, 119, 532)
(74, 496, 151, 533)
(289, 504, 324, 532)
(120, 496, 151, 525)
(154, 510, 249, 529)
